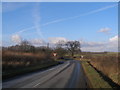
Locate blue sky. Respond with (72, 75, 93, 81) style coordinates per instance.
(2, 2, 118, 52)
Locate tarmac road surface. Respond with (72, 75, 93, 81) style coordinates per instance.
(2, 60, 88, 88)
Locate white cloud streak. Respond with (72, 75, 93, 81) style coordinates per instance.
(82, 4, 117, 15)
(13, 4, 117, 35)
(33, 3, 45, 40)
(14, 26, 35, 34)
(12, 3, 45, 41)
(42, 4, 117, 26)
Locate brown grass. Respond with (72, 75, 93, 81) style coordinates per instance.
(2, 50, 54, 74)
(85, 53, 120, 85)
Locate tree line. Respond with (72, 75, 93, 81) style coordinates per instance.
(3, 40, 81, 58)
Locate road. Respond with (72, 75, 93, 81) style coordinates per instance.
(2, 60, 88, 88)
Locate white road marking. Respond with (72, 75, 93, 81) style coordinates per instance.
(33, 82, 42, 87)
(33, 61, 70, 88)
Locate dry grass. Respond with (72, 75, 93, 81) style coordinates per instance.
(2, 50, 55, 79)
(3, 51, 52, 65)
(81, 61, 112, 88)
(86, 53, 120, 86)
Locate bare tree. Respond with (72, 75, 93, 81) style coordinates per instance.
(54, 47, 67, 58)
(20, 40, 35, 52)
(20, 40, 30, 46)
(56, 40, 66, 48)
(53, 40, 67, 58)
(65, 41, 81, 57)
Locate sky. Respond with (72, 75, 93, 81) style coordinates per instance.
(2, 2, 118, 52)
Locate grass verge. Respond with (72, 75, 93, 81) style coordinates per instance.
(81, 61, 112, 88)
(3, 61, 60, 80)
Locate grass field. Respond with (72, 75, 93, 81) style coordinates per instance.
(78, 52, 120, 88)
(89, 53, 119, 86)
(81, 61, 112, 88)
(2, 50, 60, 80)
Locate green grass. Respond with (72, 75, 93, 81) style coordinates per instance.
(81, 61, 112, 88)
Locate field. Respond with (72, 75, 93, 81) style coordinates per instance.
(81, 61, 112, 88)
(2, 43, 120, 88)
(2, 50, 60, 79)
(2, 41, 75, 80)
(80, 52, 120, 87)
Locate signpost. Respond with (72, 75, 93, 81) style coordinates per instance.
(53, 53, 57, 57)
(53, 53, 57, 60)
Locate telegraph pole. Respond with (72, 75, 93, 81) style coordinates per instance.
(47, 43, 49, 48)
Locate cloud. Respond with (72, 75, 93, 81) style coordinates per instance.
(80, 35, 118, 52)
(108, 35, 118, 51)
(47, 36, 118, 52)
(11, 35, 45, 46)
(9, 34, 118, 52)
(11, 34, 45, 46)
(12, 3, 44, 40)
(30, 38, 45, 45)
(98, 27, 111, 34)
(109, 35, 118, 42)
(80, 40, 105, 48)
(11, 34, 22, 44)
(48, 37, 68, 44)
(81, 41, 112, 52)
(80, 40, 107, 52)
